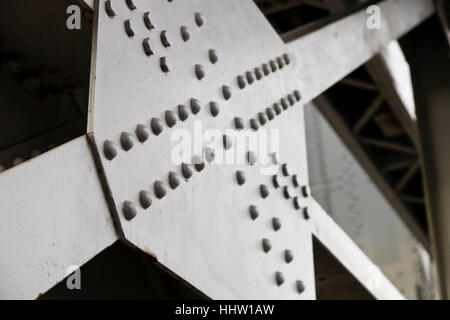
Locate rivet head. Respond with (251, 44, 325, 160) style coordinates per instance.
(190, 98, 201, 114)
(283, 186, 293, 199)
(122, 201, 137, 221)
(180, 26, 191, 42)
(246, 71, 255, 84)
(250, 119, 259, 131)
(258, 112, 268, 126)
(288, 94, 295, 106)
(120, 132, 134, 151)
(292, 175, 300, 187)
(296, 280, 306, 294)
(272, 175, 280, 189)
(193, 156, 205, 172)
(272, 217, 282, 231)
(273, 103, 282, 115)
(270, 60, 278, 72)
(262, 63, 270, 75)
(124, 20, 135, 37)
(151, 118, 164, 135)
(303, 207, 310, 220)
(283, 53, 291, 65)
(135, 124, 150, 143)
(181, 163, 193, 180)
(105, 0, 115, 17)
(160, 30, 171, 48)
(266, 108, 275, 121)
(301, 185, 310, 197)
(293, 197, 301, 210)
(275, 271, 285, 286)
(204, 147, 215, 163)
(139, 191, 152, 209)
(277, 56, 285, 69)
(178, 104, 189, 121)
(281, 163, 290, 176)
(195, 64, 205, 80)
(223, 135, 232, 150)
(234, 117, 245, 130)
(103, 140, 118, 160)
(247, 151, 257, 165)
(236, 171, 246, 185)
(260, 184, 270, 199)
(209, 49, 218, 64)
(143, 38, 154, 56)
(294, 90, 301, 101)
(154, 180, 167, 199)
(160, 57, 170, 73)
(143, 12, 155, 30)
(281, 98, 289, 110)
(285, 249, 294, 263)
(126, 0, 137, 10)
(168, 171, 180, 189)
(254, 67, 263, 80)
(262, 238, 272, 253)
(237, 75, 246, 89)
(249, 205, 259, 220)
(209, 101, 220, 117)
(194, 12, 205, 27)
(222, 86, 232, 100)
(165, 110, 177, 128)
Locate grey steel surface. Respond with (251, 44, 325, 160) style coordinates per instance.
(0, 137, 117, 299)
(287, 0, 434, 105)
(90, 0, 313, 299)
(87, 0, 419, 299)
(287, 0, 434, 249)
(305, 102, 435, 300)
(0, 0, 434, 299)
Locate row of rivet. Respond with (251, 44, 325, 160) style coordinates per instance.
(262, 226, 305, 293)
(234, 153, 305, 293)
(106, 0, 203, 27)
(249, 90, 301, 131)
(255, 165, 309, 290)
(103, 98, 208, 161)
(236, 53, 291, 90)
(122, 155, 208, 221)
(274, 163, 311, 218)
(121, 122, 241, 220)
(105, 1, 206, 68)
(251, 198, 305, 293)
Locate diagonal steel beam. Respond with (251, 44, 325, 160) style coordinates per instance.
(313, 95, 430, 249)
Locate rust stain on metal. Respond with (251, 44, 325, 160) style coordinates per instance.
(143, 248, 158, 260)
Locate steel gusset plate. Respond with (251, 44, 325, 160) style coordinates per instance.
(89, 0, 312, 299)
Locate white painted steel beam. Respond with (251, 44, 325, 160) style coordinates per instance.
(0, 137, 117, 299)
(287, 0, 434, 105)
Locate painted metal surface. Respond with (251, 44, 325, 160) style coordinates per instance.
(0, 0, 434, 299)
(0, 137, 117, 299)
(305, 102, 434, 300)
(90, 0, 313, 299)
(287, 0, 434, 105)
(87, 0, 420, 299)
